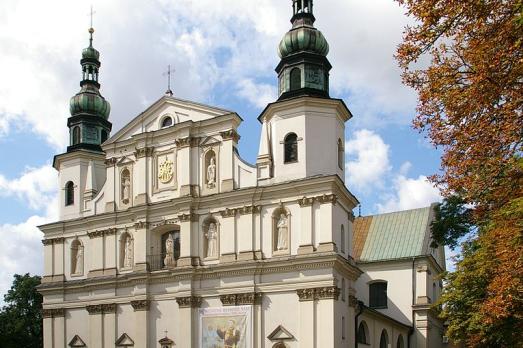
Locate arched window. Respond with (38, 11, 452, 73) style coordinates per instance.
(337, 138, 344, 169)
(397, 334, 405, 348)
(357, 321, 369, 344)
(65, 181, 74, 206)
(72, 126, 81, 145)
(284, 133, 298, 163)
(161, 116, 173, 128)
(101, 129, 108, 143)
(380, 330, 389, 348)
(369, 281, 388, 308)
(340, 225, 345, 253)
(290, 67, 301, 91)
(342, 316, 346, 340)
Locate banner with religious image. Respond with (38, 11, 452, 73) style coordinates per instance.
(199, 305, 252, 348)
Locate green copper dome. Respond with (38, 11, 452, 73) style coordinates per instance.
(278, 26, 329, 59)
(70, 85, 111, 119)
(82, 46, 100, 60)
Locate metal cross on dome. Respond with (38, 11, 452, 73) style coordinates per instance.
(88, 5, 96, 29)
(163, 65, 175, 96)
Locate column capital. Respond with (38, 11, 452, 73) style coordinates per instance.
(131, 300, 150, 311)
(297, 286, 340, 301)
(176, 296, 202, 308)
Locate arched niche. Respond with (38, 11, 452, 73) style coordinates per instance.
(272, 205, 291, 255)
(119, 232, 134, 270)
(204, 149, 217, 189)
(70, 238, 84, 276)
(120, 167, 132, 205)
(202, 216, 219, 260)
(149, 224, 180, 270)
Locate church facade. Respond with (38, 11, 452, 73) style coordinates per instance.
(38, 1, 447, 347)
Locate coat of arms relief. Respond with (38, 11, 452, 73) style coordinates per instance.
(158, 158, 174, 184)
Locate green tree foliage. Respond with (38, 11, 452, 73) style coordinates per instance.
(0, 274, 43, 348)
(430, 195, 473, 249)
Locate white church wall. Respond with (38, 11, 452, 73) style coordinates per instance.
(355, 261, 414, 326)
(66, 308, 89, 346)
(149, 299, 180, 347)
(233, 150, 257, 189)
(116, 304, 135, 343)
(262, 291, 300, 347)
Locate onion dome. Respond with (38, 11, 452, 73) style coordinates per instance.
(275, 0, 332, 101)
(66, 27, 112, 153)
(69, 84, 111, 119)
(278, 25, 329, 59)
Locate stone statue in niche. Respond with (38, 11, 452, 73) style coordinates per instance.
(207, 157, 216, 188)
(164, 234, 175, 267)
(74, 245, 83, 275)
(205, 222, 218, 258)
(122, 177, 131, 204)
(123, 235, 133, 268)
(276, 213, 289, 251)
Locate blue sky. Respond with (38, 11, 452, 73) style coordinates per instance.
(0, 0, 446, 299)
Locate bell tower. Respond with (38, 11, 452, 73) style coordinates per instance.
(67, 27, 112, 153)
(257, 0, 352, 184)
(53, 26, 111, 220)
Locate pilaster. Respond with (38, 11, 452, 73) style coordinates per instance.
(86, 305, 103, 348)
(176, 296, 202, 348)
(131, 300, 150, 348)
(178, 212, 198, 266)
(298, 197, 314, 254)
(220, 208, 237, 261)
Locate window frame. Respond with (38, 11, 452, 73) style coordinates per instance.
(369, 281, 388, 309)
(65, 181, 74, 206)
(283, 133, 298, 164)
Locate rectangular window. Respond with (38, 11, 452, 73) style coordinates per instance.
(369, 282, 387, 308)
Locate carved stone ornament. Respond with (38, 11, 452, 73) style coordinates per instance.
(317, 194, 337, 205)
(220, 292, 262, 306)
(42, 308, 65, 318)
(178, 212, 198, 222)
(348, 295, 359, 308)
(131, 300, 150, 311)
(176, 296, 202, 308)
(175, 137, 193, 148)
(86, 305, 104, 315)
(297, 196, 315, 207)
(220, 129, 241, 142)
(69, 335, 87, 347)
(238, 205, 261, 215)
(101, 303, 116, 313)
(134, 147, 154, 158)
(297, 286, 340, 301)
(41, 237, 65, 245)
(87, 228, 117, 239)
(158, 158, 174, 184)
(220, 208, 237, 218)
(104, 158, 118, 167)
(134, 221, 149, 229)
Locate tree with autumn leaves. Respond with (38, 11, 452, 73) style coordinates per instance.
(395, 0, 522, 346)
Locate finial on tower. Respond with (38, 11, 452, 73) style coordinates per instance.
(88, 6, 96, 46)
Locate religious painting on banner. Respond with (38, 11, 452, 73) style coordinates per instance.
(199, 306, 252, 348)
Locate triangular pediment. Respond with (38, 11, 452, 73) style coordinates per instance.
(117, 156, 135, 166)
(115, 333, 135, 346)
(159, 336, 175, 345)
(200, 135, 221, 148)
(267, 325, 295, 341)
(104, 96, 236, 146)
(69, 335, 86, 347)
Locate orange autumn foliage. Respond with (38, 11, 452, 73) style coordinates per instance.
(395, 0, 523, 346)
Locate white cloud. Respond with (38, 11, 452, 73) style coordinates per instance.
(346, 129, 391, 189)
(237, 79, 277, 108)
(0, 165, 58, 302)
(0, 165, 57, 211)
(377, 175, 441, 213)
(0, 0, 419, 150)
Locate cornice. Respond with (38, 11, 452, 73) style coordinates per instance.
(104, 157, 118, 167)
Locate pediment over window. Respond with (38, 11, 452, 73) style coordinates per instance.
(117, 156, 135, 166)
(267, 325, 295, 341)
(116, 333, 135, 346)
(200, 135, 221, 148)
(69, 335, 86, 347)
